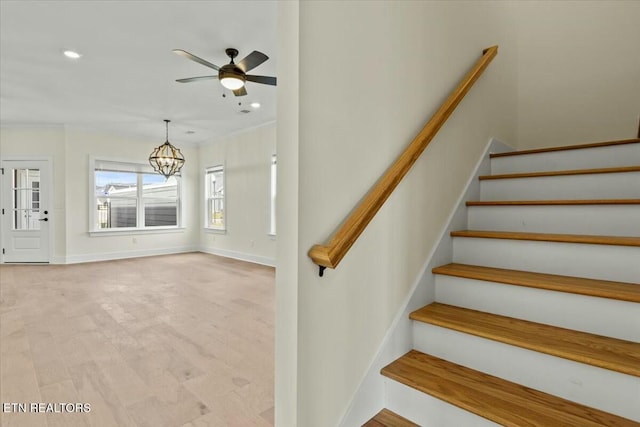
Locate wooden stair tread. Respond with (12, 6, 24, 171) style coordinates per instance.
(479, 166, 640, 180)
(382, 350, 637, 427)
(409, 303, 640, 376)
(490, 138, 640, 158)
(467, 199, 640, 206)
(362, 409, 419, 427)
(450, 230, 640, 247)
(433, 263, 640, 302)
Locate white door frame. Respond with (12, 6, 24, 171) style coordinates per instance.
(0, 156, 54, 263)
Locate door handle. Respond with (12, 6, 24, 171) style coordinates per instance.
(38, 218, 48, 222)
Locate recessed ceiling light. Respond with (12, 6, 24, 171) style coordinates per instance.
(63, 50, 82, 59)
(250, 102, 261, 109)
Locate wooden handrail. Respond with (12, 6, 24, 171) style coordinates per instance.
(309, 46, 499, 276)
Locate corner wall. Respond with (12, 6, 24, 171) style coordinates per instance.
(275, 2, 300, 425)
(512, 1, 640, 148)
(198, 123, 277, 266)
(282, 1, 518, 425)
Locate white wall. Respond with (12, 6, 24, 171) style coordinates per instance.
(198, 123, 277, 266)
(63, 129, 199, 263)
(278, 1, 518, 425)
(512, 1, 640, 149)
(0, 127, 67, 261)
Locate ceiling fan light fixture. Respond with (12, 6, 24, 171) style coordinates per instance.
(149, 120, 185, 178)
(63, 50, 82, 59)
(219, 62, 246, 90)
(220, 75, 245, 90)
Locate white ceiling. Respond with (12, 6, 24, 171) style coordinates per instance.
(0, 0, 277, 144)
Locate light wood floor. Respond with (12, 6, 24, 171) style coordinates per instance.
(0, 253, 275, 427)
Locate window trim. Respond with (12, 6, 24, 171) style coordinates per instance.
(89, 156, 184, 234)
(204, 164, 226, 231)
(88, 227, 185, 237)
(269, 154, 276, 237)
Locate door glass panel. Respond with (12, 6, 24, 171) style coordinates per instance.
(11, 168, 41, 230)
(32, 182, 40, 209)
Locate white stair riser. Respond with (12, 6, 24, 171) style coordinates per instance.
(452, 237, 640, 283)
(412, 323, 640, 421)
(467, 205, 640, 236)
(434, 275, 640, 341)
(480, 172, 640, 201)
(385, 380, 499, 427)
(491, 144, 640, 174)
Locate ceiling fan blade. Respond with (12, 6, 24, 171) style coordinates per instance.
(232, 86, 248, 97)
(237, 51, 269, 72)
(172, 49, 220, 71)
(176, 76, 218, 83)
(245, 75, 277, 86)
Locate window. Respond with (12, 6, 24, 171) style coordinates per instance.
(270, 154, 276, 235)
(92, 159, 181, 231)
(205, 165, 225, 230)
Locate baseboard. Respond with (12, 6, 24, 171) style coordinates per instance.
(199, 246, 276, 267)
(60, 246, 199, 264)
(338, 137, 513, 426)
(48, 246, 275, 266)
(50, 255, 68, 264)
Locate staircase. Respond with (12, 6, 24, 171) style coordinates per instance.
(364, 138, 640, 426)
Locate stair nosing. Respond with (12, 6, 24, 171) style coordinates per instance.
(450, 230, 640, 247)
(480, 165, 640, 180)
(490, 138, 640, 158)
(409, 303, 640, 377)
(362, 409, 419, 427)
(466, 199, 640, 206)
(433, 263, 640, 302)
(382, 350, 636, 427)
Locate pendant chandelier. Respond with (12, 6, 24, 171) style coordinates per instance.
(149, 119, 185, 178)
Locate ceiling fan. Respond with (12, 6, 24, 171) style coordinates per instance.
(173, 48, 276, 96)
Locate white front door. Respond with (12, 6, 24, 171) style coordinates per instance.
(1, 160, 51, 263)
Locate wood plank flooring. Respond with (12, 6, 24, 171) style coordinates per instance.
(0, 253, 275, 427)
